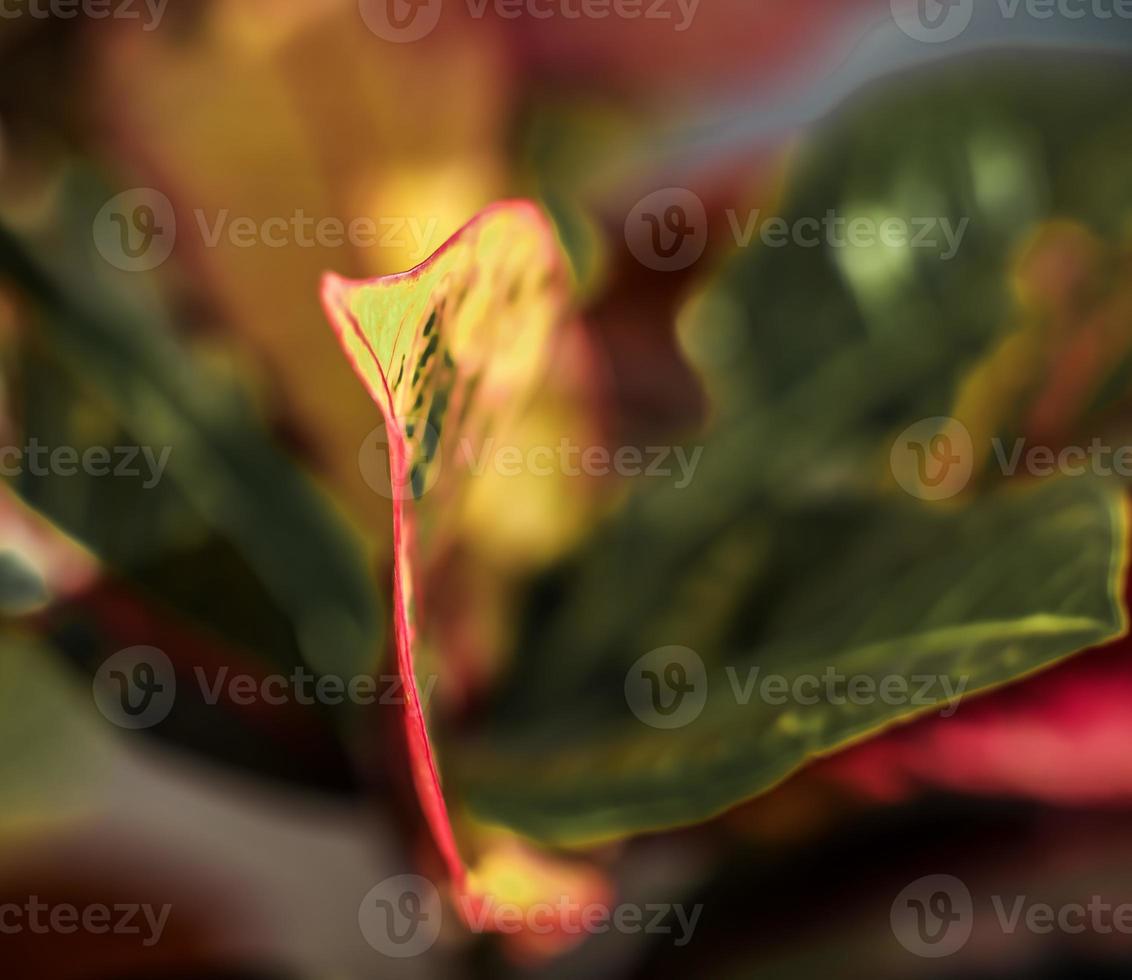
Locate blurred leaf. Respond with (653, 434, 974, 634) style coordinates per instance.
(452, 59, 1132, 845)
(0, 179, 382, 683)
(0, 550, 47, 615)
(89, 1, 515, 542)
(0, 474, 357, 794)
(11, 341, 314, 681)
(0, 637, 113, 834)
(956, 221, 1132, 464)
(819, 594, 1132, 807)
(458, 479, 1126, 844)
(46, 579, 360, 795)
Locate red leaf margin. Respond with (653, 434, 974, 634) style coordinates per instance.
(320, 201, 571, 917)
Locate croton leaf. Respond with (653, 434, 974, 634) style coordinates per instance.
(320, 201, 573, 905)
(457, 479, 1128, 844)
(820, 623, 1132, 806)
(449, 59, 1132, 845)
(0, 177, 382, 685)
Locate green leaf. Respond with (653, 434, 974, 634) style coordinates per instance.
(457, 479, 1127, 844)
(0, 551, 48, 615)
(0, 173, 382, 682)
(450, 59, 1132, 845)
(0, 638, 114, 833)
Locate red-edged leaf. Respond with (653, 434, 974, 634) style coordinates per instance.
(320, 201, 572, 910)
